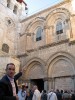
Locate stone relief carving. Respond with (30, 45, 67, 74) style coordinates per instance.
(5, 17, 15, 28)
(27, 64, 44, 79)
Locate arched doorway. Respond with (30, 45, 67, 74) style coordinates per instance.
(31, 79, 44, 92)
(47, 52, 75, 90)
(24, 59, 45, 91)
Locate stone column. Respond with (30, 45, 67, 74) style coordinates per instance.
(44, 25, 54, 44)
(44, 25, 50, 45)
(25, 34, 27, 52)
(47, 77, 55, 91)
(48, 78, 52, 91)
(44, 77, 52, 91)
(70, 15, 75, 41)
(71, 75, 75, 90)
(73, 77, 75, 91)
(43, 77, 48, 91)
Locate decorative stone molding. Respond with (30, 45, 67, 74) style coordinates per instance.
(5, 17, 15, 28)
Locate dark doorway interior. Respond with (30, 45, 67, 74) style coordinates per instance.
(31, 79, 44, 92)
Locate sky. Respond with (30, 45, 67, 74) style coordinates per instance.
(24, 0, 63, 16)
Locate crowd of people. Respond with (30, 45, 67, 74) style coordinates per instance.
(18, 85, 75, 100)
(0, 63, 75, 100)
(19, 86, 75, 100)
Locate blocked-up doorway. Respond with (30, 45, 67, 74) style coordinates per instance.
(31, 78, 44, 92)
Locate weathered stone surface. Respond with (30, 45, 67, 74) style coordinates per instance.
(1, 0, 75, 91)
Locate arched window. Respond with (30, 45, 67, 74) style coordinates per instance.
(2, 44, 9, 53)
(7, 0, 10, 8)
(56, 21, 63, 34)
(36, 27, 42, 41)
(13, 5, 18, 14)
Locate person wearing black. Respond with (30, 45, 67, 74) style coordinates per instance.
(41, 90, 47, 100)
(71, 91, 75, 100)
(0, 63, 24, 100)
(56, 89, 62, 100)
(26, 89, 33, 100)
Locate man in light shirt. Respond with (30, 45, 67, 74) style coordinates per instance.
(47, 89, 58, 100)
(0, 63, 24, 100)
(32, 85, 41, 100)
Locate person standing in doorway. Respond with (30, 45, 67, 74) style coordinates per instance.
(0, 63, 24, 100)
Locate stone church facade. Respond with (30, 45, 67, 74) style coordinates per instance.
(1, 0, 75, 91)
(18, 0, 75, 91)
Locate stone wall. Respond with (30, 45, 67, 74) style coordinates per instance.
(0, 0, 23, 78)
(18, 0, 75, 90)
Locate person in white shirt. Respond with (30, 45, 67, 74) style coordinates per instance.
(32, 85, 41, 100)
(47, 89, 58, 100)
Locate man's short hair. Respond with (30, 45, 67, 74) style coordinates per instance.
(6, 63, 15, 70)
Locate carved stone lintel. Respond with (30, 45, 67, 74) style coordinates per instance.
(43, 77, 53, 81)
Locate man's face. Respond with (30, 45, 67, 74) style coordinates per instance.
(6, 64, 15, 78)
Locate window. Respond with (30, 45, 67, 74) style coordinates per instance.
(2, 44, 9, 53)
(36, 27, 42, 41)
(13, 5, 17, 14)
(56, 21, 63, 34)
(7, 0, 10, 8)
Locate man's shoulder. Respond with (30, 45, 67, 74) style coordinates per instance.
(0, 75, 9, 84)
(34, 89, 41, 95)
(48, 92, 56, 96)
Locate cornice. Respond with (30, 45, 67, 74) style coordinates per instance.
(17, 52, 28, 57)
(26, 39, 69, 53)
(21, 0, 70, 23)
(17, 39, 71, 57)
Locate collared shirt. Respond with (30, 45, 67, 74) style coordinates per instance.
(7, 76, 16, 96)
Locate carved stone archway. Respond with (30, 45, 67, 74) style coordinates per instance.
(25, 61, 45, 79)
(22, 57, 46, 91)
(47, 51, 75, 90)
